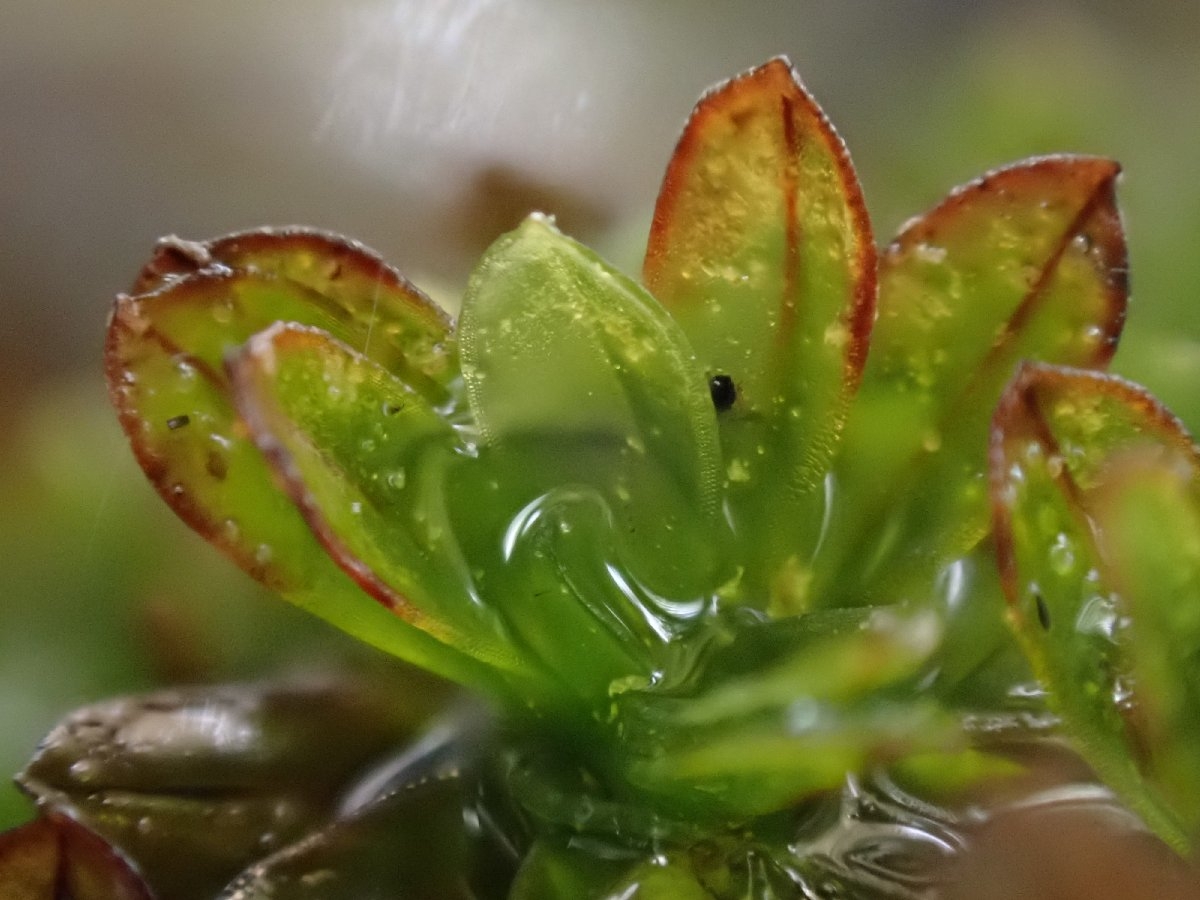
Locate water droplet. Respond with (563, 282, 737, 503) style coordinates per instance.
(349, 501, 363, 516)
(914, 242, 947, 264)
(1048, 533, 1076, 575)
(386, 469, 407, 490)
(221, 518, 240, 541)
(1046, 454, 1064, 479)
(69, 759, 99, 783)
(728, 458, 751, 483)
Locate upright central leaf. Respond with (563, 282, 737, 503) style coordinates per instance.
(644, 58, 876, 615)
(460, 215, 725, 621)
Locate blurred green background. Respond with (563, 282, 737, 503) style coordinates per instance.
(3, 0, 1199, 830)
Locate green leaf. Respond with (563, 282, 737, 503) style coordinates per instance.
(459, 214, 725, 607)
(106, 231, 478, 683)
(990, 362, 1198, 852)
(508, 843, 632, 900)
(229, 323, 529, 690)
(131, 228, 455, 400)
(643, 57, 876, 614)
(0, 815, 154, 900)
(615, 607, 957, 819)
(1091, 446, 1200, 834)
(819, 157, 1127, 608)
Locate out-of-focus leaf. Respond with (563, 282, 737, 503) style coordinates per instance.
(459, 214, 724, 621)
(643, 57, 876, 614)
(229, 323, 528, 692)
(601, 857, 714, 899)
(507, 842, 633, 900)
(510, 844, 714, 900)
(990, 362, 1199, 852)
(820, 157, 1127, 607)
(218, 721, 505, 900)
(105, 231, 476, 681)
(18, 677, 443, 900)
(0, 813, 154, 900)
(616, 608, 956, 819)
(1092, 452, 1200, 833)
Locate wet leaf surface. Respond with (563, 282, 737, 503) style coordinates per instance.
(229, 323, 526, 692)
(821, 157, 1127, 607)
(18, 676, 447, 900)
(615, 607, 957, 819)
(106, 231, 472, 677)
(0, 813, 154, 900)
(990, 362, 1200, 851)
(643, 57, 876, 614)
(1091, 450, 1200, 833)
(462, 215, 725, 603)
(218, 717, 508, 900)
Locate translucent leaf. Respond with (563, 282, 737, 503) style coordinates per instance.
(460, 214, 725, 604)
(105, 233, 478, 684)
(643, 57, 876, 613)
(229, 323, 529, 689)
(821, 157, 1127, 607)
(990, 362, 1198, 852)
(615, 608, 957, 819)
(17, 677, 441, 900)
(0, 814, 154, 900)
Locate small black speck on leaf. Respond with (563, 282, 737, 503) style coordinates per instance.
(709, 374, 737, 411)
(166, 415, 190, 430)
(1035, 591, 1051, 631)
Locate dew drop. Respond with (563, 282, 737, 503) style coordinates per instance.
(727, 458, 751, 483)
(386, 469, 407, 490)
(69, 759, 99, 783)
(1048, 532, 1076, 575)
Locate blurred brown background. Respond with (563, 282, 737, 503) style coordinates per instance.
(2, 0, 1199, 842)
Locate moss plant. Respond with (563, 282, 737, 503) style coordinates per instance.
(4, 58, 1200, 898)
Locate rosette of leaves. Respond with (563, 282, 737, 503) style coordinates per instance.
(9, 56, 1199, 897)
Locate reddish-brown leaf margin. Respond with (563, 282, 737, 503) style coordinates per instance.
(643, 55, 877, 392)
(104, 228, 452, 593)
(225, 323, 438, 634)
(989, 361, 1199, 622)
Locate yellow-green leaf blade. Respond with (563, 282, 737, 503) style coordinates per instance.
(1093, 449, 1200, 834)
(460, 214, 725, 605)
(644, 58, 876, 613)
(990, 363, 1197, 852)
(229, 323, 528, 690)
(821, 157, 1127, 607)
